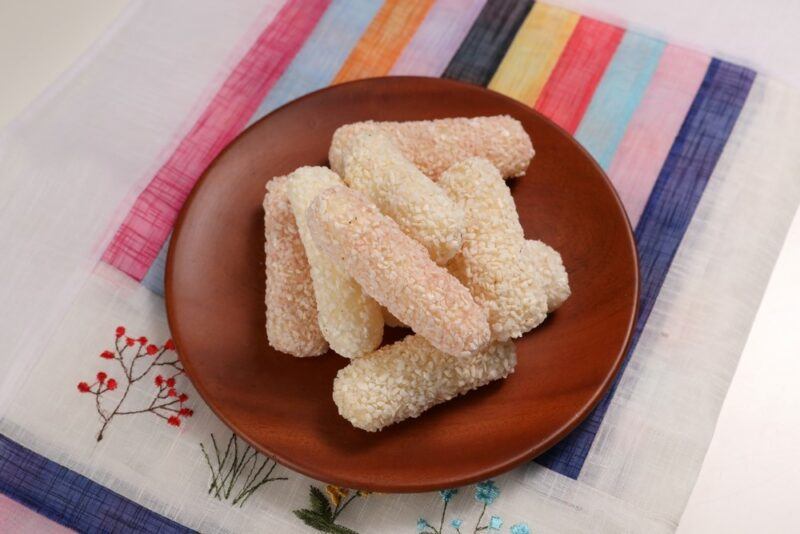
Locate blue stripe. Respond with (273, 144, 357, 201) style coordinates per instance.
(248, 0, 382, 124)
(538, 59, 756, 478)
(0, 434, 192, 533)
(142, 236, 170, 296)
(574, 32, 665, 169)
(443, 0, 534, 86)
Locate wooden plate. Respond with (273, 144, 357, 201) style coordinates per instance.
(166, 77, 638, 492)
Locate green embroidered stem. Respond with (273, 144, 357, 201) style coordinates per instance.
(201, 433, 286, 508)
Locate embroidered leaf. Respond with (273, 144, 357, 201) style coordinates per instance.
(309, 485, 333, 519)
(325, 523, 360, 534)
(293, 509, 336, 532)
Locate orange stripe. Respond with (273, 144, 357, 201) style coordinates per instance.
(333, 0, 435, 83)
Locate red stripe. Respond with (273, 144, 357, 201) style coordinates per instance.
(102, 0, 330, 280)
(534, 17, 623, 133)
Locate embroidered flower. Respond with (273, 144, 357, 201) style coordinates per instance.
(115, 326, 125, 337)
(178, 393, 188, 403)
(488, 515, 502, 530)
(100, 350, 114, 359)
(146, 344, 159, 355)
(154, 375, 164, 386)
(77, 382, 90, 393)
(179, 407, 193, 417)
(167, 416, 181, 426)
(166, 377, 176, 388)
(106, 379, 118, 391)
(326, 485, 348, 507)
(450, 518, 463, 529)
(475, 480, 500, 505)
(509, 524, 530, 534)
(96, 372, 107, 383)
(138, 336, 148, 345)
(164, 339, 175, 351)
(125, 337, 135, 347)
(416, 518, 429, 532)
(439, 488, 457, 502)
(167, 388, 177, 397)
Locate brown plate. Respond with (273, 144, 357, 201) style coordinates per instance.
(166, 76, 638, 492)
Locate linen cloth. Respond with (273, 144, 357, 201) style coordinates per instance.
(2, 1, 800, 532)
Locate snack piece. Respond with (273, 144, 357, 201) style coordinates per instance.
(263, 177, 327, 357)
(381, 307, 406, 328)
(330, 115, 534, 180)
(440, 158, 547, 341)
(287, 167, 383, 358)
(307, 187, 490, 357)
(333, 335, 516, 431)
(525, 239, 570, 312)
(340, 131, 464, 264)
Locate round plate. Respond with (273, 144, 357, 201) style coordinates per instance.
(166, 77, 638, 492)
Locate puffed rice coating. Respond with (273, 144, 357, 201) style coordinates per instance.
(307, 186, 490, 358)
(333, 335, 516, 431)
(287, 167, 383, 358)
(329, 115, 534, 180)
(263, 176, 327, 357)
(340, 131, 464, 264)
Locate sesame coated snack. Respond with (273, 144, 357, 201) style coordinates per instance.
(262, 116, 569, 431)
(440, 158, 548, 341)
(287, 166, 383, 358)
(329, 115, 534, 180)
(263, 176, 327, 357)
(307, 186, 490, 358)
(340, 131, 464, 265)
(524, 239, 571, 312)
(333, 335, 516, 432)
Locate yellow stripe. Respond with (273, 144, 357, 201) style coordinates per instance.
(488, 4, 579, 105)
(333, 0, 435, 83)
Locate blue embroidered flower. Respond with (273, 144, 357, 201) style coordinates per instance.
(489, 515, 503, 530)
(510, 523, 531, 534)
(474, 480, 500, 505)
(439, 488, 458, 502)
(416, 517, 429, 532)
(451, 518, 463, 529)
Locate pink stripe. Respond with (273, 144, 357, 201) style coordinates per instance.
(102, 0, 330, 280)
(0, 495, 73, 533)
(607, 44, 710, 226)
(389, 0, 486, 76)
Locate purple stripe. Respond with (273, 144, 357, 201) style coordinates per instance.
(0, 434, 191, 533)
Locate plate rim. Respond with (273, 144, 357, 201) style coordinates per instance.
(165, 75, 640, 492)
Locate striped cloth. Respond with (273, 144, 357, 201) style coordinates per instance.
(2, 1, 800, 532)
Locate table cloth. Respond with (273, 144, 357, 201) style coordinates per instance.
(2, 1, 799, 532)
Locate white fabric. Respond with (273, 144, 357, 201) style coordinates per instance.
(0, 0, 285, 409)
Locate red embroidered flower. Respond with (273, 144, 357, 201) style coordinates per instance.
(146, 344, 159, 356)
(167, 416, 181, 426)
(100, 350, 114, 359)
(154, 375, 164, 387)
(179, 407, 193, 417)
(115, 326, 125, 338)
(167, 388, 177, 397)
(97, 372, 107, 383)
(138, 336, 148, 345)
(125, 337, 135, 347)
(106, 379, 118, 391)
(178, 393, 188, 403)
(166, 377, 176, 388)
(77, 382, 90, 393)
(164, 339, 175, 351)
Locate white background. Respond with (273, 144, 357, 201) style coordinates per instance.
(1, 0, 798, 531)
